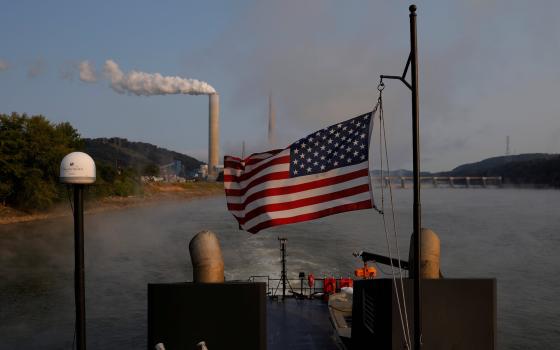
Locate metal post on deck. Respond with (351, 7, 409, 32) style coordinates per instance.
(409, 5, 422, 349)
(59, 152, 96, 350)
(380, 5, 422, 349)
(278, 237, 288, 299)
(299, 272, 305, 296)
(74, 185, 86, 350)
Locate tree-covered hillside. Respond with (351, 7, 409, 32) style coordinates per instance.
(0, 114, 205, 211)
(449, 154, 560, 187)
(84, 137, 202, 175)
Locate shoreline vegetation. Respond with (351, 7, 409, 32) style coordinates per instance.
(0, 182, 223, 225)
(1, 113, 223, 225)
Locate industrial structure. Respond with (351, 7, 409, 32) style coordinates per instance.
(208, 93, 220, 180)
(268, 93, 276, 147)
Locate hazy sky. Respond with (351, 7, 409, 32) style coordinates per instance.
(1, 1, 559, 171)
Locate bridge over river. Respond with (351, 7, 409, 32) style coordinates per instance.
(371, 176, 503, 188)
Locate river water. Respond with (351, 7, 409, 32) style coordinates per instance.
(0, 188, 559, 349)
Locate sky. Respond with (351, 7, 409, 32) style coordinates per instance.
(1, 0, 559, 172)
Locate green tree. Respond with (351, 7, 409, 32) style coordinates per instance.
(0, 113, 82, 210)
(143, 163, 160, 176)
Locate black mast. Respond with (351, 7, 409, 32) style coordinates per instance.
(74, 185, 86, 350)
(409, 5, 422, 350)
(279, 237, 288, 299)
(380, 4, 422, 349)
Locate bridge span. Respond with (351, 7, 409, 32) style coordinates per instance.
(371, 176, 502, 188)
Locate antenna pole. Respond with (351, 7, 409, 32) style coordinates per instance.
(74, 184, 86, 350)
(278, 237, 287, 299)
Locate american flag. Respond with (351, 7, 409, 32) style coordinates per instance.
(224, 112, 374, 233)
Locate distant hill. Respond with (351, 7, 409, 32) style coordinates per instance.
(370, 153, 560, 187)
(448, 153, 560, 187)
(84, 137, 203, 174)
(450, 154, 554, 175)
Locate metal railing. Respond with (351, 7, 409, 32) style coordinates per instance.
(248, 275, 353, 297)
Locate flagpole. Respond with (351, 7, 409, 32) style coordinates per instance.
(409, 5, 422, 350)
(380, 4, 421, 349)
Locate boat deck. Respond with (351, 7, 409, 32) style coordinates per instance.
(268, 297, 340, 350)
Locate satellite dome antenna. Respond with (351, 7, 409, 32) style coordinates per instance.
(60, 152, 96, 350)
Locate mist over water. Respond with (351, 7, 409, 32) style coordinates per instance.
(1, 188, 559, 349)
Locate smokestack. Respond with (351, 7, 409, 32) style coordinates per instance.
(101, 59, 220, 181)
(103, 59, 215, 96)
(208, 94, 220, 179)
(268, 93, 275, 147)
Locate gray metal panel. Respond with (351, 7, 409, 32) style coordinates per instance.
(353, 279, 496, 350)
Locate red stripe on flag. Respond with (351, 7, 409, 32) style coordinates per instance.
(234, 184, 370, 224)
(224, 156, 290, 182)
(226, 168, 370, 211)
(224, 149, 284, 170)
(225, 155, 243, 162)
(224, 160, 244, 170)
(245, 200, 373, 234)
(224, 171, 292, 196)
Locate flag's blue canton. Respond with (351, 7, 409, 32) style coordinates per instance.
(289, 112, 372, 178)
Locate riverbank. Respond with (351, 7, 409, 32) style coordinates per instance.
(0, 182, 224, 225)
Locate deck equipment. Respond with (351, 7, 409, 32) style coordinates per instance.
(60, 152, 96, 350)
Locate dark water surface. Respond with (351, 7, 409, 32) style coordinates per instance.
(1, 188, 559, 349)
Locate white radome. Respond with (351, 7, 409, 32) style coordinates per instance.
(60, 152, 96, 184)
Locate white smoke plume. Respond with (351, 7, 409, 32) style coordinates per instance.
(103, 59, 215, 96)
(79, 60, 97, 82)
(0, 59, 8, 71)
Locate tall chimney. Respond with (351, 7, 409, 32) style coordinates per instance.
(268, 93, 275, 147)
(208, 93, 220, 179)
